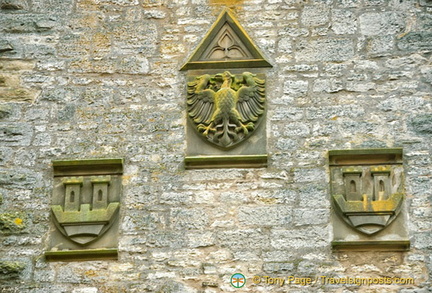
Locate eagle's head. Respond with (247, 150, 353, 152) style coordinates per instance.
(222, 71, 234, 80)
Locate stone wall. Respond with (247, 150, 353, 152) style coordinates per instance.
(0, 0, 431, 292)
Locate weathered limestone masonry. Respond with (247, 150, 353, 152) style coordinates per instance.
(1, 0, 432, 292)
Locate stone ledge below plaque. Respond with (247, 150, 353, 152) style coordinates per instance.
(328, 148, 403, 166)
(45, 249, 118, 262)
(185, 154, 267, 169)
(332, 240, 410, 251)
(53, 158, 124, 177)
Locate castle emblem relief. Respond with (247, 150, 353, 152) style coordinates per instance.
(187, 71, 265, 149)
(329, 149, 410, 250)
(51, 176, 119, 245)
(331, 166, 403, 235)
(46, 159, 123, 261)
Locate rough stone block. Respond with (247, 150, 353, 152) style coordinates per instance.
(111, 23, 158, 55)
(33, 269, 55, 282)
(239, 206, 292, 226)
(218, 229, 270, 249)
(331, 9, 357, 34)
(301, 5, 329, 27)
(187, 231, 215, 248)
(116, 55, 150, 74)
(312, 78, 343, 93)
(283, 122, 310, 137)
(420, 65, 432, 84)
(365, 35, 394, 57)
(0, 123, 33, 146)
(283, 79, 308, 96)
(293, 208, 329, 226)
(306, 104, 365, 120)
(271, 107, 304, 121)
(397, 32, 432, 52)
(72, 288, 98, 293)
(296, 38, 354, 61)
(143, 9, 167, 19)
(298, 184, 329, 208)
(409, 114, 432, 134)
(0, 61, 39, 102)
(170, 208, 209, 230)
(270, 227, 327, 250)
(360, 12, 405, 35)
(293, 168, 326, 183)
(277, 37, 292, 54)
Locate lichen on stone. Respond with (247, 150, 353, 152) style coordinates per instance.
(0, 212, 26, 234)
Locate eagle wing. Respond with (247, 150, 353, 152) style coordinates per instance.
(236, 73, 265, 122)
(187, 74, 215, 125)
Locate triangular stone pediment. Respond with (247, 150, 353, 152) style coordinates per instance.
(180, 9, 272, 70)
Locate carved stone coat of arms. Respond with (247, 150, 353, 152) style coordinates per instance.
(187, 71, 266, 149)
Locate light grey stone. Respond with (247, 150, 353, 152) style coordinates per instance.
(283, 79, 308, 96)
(312, 78, 344, 93)
(301, 5, 329, 27)
(170, 208, 208, 230)
(239, 205, 292, 226)
(360, 12, 405, 36)
(365, 35, 394, 57)
(296, 38, 354, 61)
(270, 227, 328, 250)
(331, 9, 357, 35)
(293, 168, 326, 183)
(218, 229, 270, 250)
(293, 208, 329, 226)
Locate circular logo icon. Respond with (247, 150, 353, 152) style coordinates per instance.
(230, 273, 246, 288)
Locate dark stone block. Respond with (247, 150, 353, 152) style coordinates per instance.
(0, 0, 27, 10)
(398, 32, 432, 51)
(410, 114, 432, 134)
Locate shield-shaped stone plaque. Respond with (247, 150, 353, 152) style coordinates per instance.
(186, 71, 266, 149)
(329, 149, 410, 251)
(45, 159, 123, 261)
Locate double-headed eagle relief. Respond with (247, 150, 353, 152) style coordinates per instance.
(187, 71, 265, 149)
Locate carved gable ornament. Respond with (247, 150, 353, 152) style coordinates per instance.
(45, 159, 123, 261)
(181, 9, 272, 169)
(180, 8, 271, 70)
(329, 149, 410, 251)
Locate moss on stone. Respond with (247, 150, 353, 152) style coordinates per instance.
(0, 261, 25, 277)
